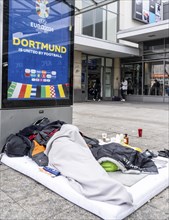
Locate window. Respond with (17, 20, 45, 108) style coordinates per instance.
(144, 62, 164, 96)
(143, 39, 164, 54)
(121, 64, 142, 95)
(82, 10, 94, 36)
(165, 38, 169, 52)
(82, 2, 118, 42)
(164, 60, 169, 96)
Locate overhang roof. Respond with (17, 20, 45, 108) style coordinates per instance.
(117, 19, 169, 43)
(75, 34, 139, 58)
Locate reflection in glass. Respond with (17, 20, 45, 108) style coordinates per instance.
(82, 10, 94, 36)
(164, 60, 169, 96)
(144, 62, 163, 96)
(143, 39, 164, 54)
(121, 64, 142, 95)
(82, 3, 117, 42)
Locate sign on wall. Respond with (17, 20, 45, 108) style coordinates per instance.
(133, 0, 162, 23)
(2, 0, 74, 108)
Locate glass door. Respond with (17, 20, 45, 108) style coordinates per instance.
(87, 56, 102, 100)
(164, 59, 169, 96)
(121, 63, 142, 95)
(103, 68, 112, 100)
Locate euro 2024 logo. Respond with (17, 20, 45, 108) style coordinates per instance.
(36, 0, 50, 19)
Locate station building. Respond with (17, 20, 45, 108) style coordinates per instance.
(73, 0, 169, 103)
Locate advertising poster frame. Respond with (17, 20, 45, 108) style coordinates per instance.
(132, 0, 162, 24)
(1, 0, 74, 109)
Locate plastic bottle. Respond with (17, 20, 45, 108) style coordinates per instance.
(123, 134, 129, 144)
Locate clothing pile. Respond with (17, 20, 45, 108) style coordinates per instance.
(1, 118, 159, 206)
(2, 117, 66, 166)
(2, 117, 158, 174)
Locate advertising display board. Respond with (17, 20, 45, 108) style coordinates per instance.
(2, 0, 74, 108)
(133, 0, 162, 24)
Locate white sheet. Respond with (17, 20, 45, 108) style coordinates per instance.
(1, 154, 169, 220)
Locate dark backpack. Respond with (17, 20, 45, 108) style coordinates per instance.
(2, 133, 32, 157)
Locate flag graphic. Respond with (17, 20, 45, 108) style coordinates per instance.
(8, 82, 17, 98)
(62, 84, 69, 97)
(36, 85, 56, 98)
(18, 84, 27, 98)
(8, 82, 22, 98)
(50, 86, 56, 98)
(8, 82, 33, 99)
(30, 85, 37, 98)
(8, 82, 68, 99)
(58, 84, 65, 98)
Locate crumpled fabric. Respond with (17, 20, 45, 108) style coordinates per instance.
(45, 124, 133, 206)
(90, 142, 158, 174)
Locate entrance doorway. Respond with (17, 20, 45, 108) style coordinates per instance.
(81, 55, 113, 101)
(103, 67, 112, 100)
(121, 63, 142, 95)
(144, 61, 164, 96)
(87, 57, 102, 100)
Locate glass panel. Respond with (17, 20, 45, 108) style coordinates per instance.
(95, 8, 103, 39)
(144, 62, 163, 96)
(143, 39, 164, 54)
(106, 58, 112, 67)
(82, 54, 87, 91)
(107, 11, 117, 42)
(82, 10, 94, 36)
(105, 85, 111, 97)
(82, 0, 94, 8)
(121, 64, 142, 95)
(133, 64, 142, 95)
(104, 68, 112, 98)
(95, 0, 105, 3)
(164, 59, 169, 96)
(107, 1, 118, 13)
(75, 0, 83, 10)
(82, 3, 117, 42)
(87, 56, 102, 100)
(143, 53, 165, 60)
(165, 38, 169, 52)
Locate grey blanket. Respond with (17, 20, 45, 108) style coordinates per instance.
(45, 124, 133, 206)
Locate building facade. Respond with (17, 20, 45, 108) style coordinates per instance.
(73, 0, 169, 103)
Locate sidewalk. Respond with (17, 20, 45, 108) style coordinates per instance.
(0, 101, 169, 220)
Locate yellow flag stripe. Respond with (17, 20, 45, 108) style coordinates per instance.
(58, 84, 65, 98)
(45, 86, 51, 98)
(24, 84, 32, 98)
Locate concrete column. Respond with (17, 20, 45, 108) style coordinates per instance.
(74, 51, 84, 102)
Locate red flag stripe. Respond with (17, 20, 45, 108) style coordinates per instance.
(18, 84, 27, 98)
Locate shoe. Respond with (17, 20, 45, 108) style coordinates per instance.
(93, 99, 96, 101)
(142, 149, 158, 159)
(98, 99, 101, 102)
(121, 99, 125, 102)
(158, 149, 169, 158)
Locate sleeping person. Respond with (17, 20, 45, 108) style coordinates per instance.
(45, 124, 133, 206)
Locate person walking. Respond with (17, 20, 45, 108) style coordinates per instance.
(93, 79, 101, 101)
(120, 78, 128, 101)
(150, 79, 160, 95)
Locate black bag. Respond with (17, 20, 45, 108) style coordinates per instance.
(112, 96, 121, 101)
(2, 134, 32, 157)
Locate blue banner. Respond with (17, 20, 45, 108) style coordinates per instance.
(8, 0, 72, 100)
